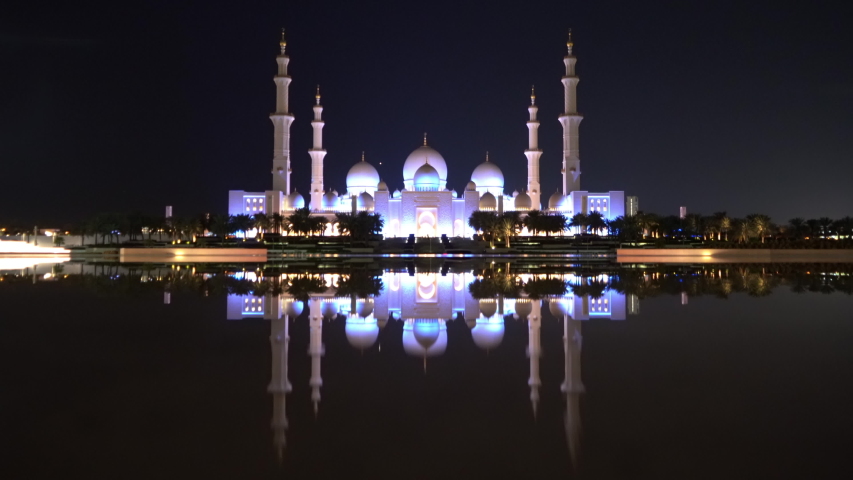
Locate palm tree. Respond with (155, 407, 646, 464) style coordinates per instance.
(210, 214, 235, 240)
(788, 217, 806, 239)
(231, 214, 254, 239)
(468, 211, 499, 243)
(253, 213, 270, 239)
(286, 207, 314, 236)
(524, 210, 543, 236)
(270, 213, 285, 235)
(496, 216, 516, 247)
(732, 218, 751, 244)
(714, 212, 731, 241)
(746, 214, 772, 244)
(569, 213, 588, 235)
(818, 217, 834, 238)
(586, 212, 606, 236)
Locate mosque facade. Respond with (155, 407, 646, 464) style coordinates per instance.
(228, 31, 628, 236)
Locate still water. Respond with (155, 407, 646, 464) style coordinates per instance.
(3, 260, 853, 479)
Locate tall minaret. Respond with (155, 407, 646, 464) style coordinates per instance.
(309, 86, 327, 211)
(271, 29, 295, 194)
(525, 86, 543, 210)
(560, 29, 583, 195)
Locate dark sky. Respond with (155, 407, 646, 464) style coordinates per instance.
(2, 0, 851, 225)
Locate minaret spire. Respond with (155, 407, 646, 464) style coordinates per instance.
(308, 85, 327, 210)
(271, 28, 295, 194)
(525, 85, 543, 209)
(560, 28, 583, 195)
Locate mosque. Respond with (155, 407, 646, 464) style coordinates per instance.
(228, 30, 628, 236)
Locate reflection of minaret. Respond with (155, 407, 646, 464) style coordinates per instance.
(268, 312, 292, 459)
(527, 300, 542, 417)
(562, 316, 585, 467)
(308, 86, 326, 211)
(308, 298, 324, 415)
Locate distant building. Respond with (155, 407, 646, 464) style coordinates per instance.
(626, 196, 639, 217)
(229, 30, 628, 236)
(679, 206, 687, 219)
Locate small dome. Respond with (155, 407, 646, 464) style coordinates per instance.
(471, 321, 505, 351)
(480, 192, 497, 210)
(392, 189, 402, 198)
(466, 181, 477, 192)
(287, 190, 305, 209)
(322, 190, 338, 209)
(413, 163, 441, 191)
(403, 145, 447, 189)
(357, 191, 374, 209)
(514, 191, 532, 210)
(548, 191, 566, 210)
(347, 156, 380, 194)
(377, 180, 388, 191)
(512, 189, 519, 197)
(471, 156, 504, 193)
(345, 318, 379, 350)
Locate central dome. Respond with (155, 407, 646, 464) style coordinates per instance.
(403, 145, 447, 190)
(413, 163, 441, 191)
(470, 155, 504, 194)
(347, 155, 380, 195)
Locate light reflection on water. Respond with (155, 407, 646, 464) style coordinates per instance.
(3, 260, 853, 478)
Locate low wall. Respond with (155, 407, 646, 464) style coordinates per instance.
(617, 248, 853, 263)
(119, 248, 267, 263)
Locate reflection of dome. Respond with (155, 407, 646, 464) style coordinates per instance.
(548, 191, 567, 210)
(403, 145, 447, 189)
(287, 190, 305, 209)
(479, 299, 497, 317)
(322, 300, 339, 319)
(479, 192, 497, 210)
(352, 299, 373, 317)
(284, 299, 304, 318)
(471, 156, 504, 193)
(514, 191, 531, 210)
(357, 191, 374, 209)
(402, 319, 448, 357)
(549, 298, 571, 317)
(466, 181, 477, 192)
(514, 300, 532, 318)
(322, 190, 338, 210)
(471, 320, 505, 351)
(413, 163, 441, 191)
(347, 157, 380, 194)
(345, 318, 379, 350)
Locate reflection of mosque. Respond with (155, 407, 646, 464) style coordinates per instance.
(226, 270, 629, 460)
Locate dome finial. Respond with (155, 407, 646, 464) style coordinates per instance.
(279, 28, 287, 55)
(315, 85, 321, 105)
(361, 151, 365, 162)
(566, 28, 573, 55)
(423, 132, 428, 146)
(531, 85, 536, 105)
(485, 151, 490, 162)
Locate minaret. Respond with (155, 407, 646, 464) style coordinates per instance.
(271, 29, 295, 194)
(268, 310, 292, 459)
(560, 29, 583, 195)
(309, 86, 327, 211)
(527, 303, 542, 418)
(525, 86, 543, 210)
(308, 298, 324, 415)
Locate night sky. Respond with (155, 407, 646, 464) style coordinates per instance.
(2, 0, 851, 225)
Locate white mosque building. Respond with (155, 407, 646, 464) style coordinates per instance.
(228, 30, 628, 237)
